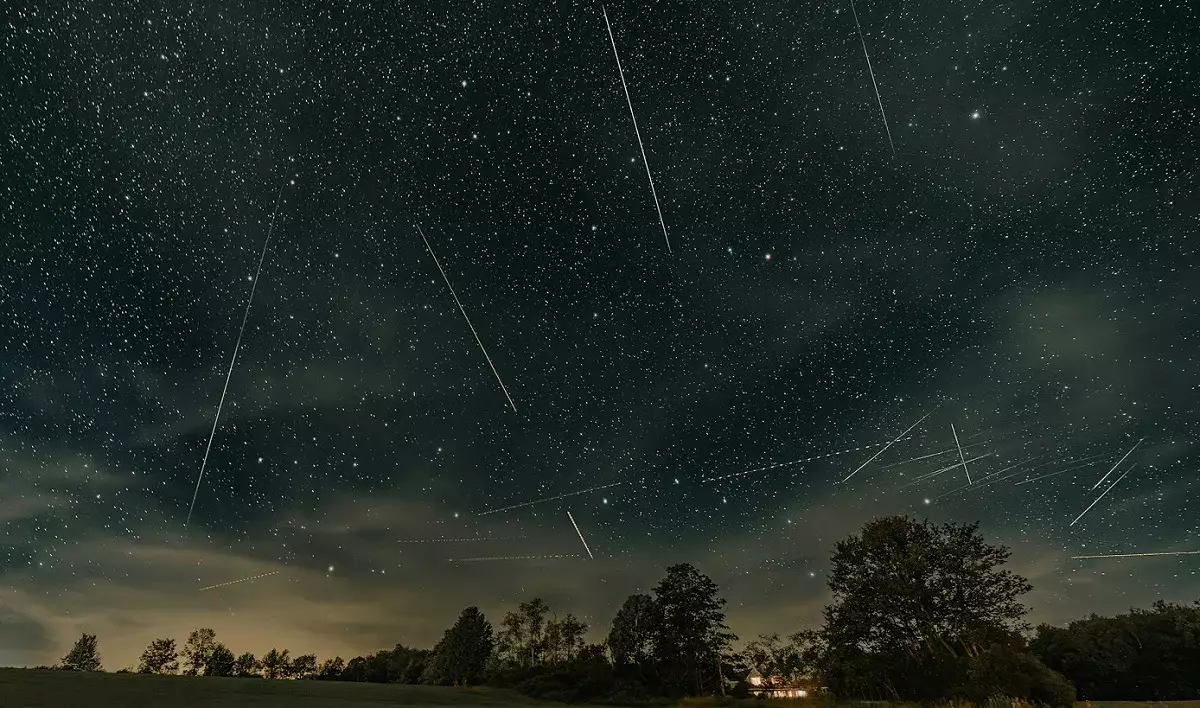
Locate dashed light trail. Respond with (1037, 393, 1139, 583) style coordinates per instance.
(199, 570, 281, 592)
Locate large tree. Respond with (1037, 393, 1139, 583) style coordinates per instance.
(652, 563, 736, 696)
(206, 643, 236, 676)
(607, 593, 661, 670)
(289, 653, 318, 679)
(181, 628, 219, 675)
(498, 597, 550, 667)
(261, 648, 291, 679)
(233, 651, 260, 677)
(821, 516, 1061, 701)
(430, 606, 495, 686)
(137, 637, 178, 674)
(61, 633, 102, 671)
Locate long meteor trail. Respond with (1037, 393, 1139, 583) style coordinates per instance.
(841, 409, 936, 484)
(199, 570, 281, 592)
(1071, 464, 1136, 527)
(1072, 550, 1200, 560)
(185, 177, 289, 528)
(1090, 437, 1143, 490)
(704, 439, 899, 483)
(417, 224, 517, 413)
(476, 481, 624, 516)
(448, 554, 582, 562)
(567, 510, 594, 559)
(602, 4, 671, 252)
(950, 423, 971, 484)
(848, 0, 896, 158)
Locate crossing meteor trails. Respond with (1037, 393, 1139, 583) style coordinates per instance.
(1072, 550, 1200, 560)
(601, 4, 671, 252)
(567, 510, 594, 560)
(704, 439, 901, 483)
(448, 554, 582, 563)
(185, 177, 290, 528)
(950, 423, 971, 484)
(199, 570, 281, 592)
(1090, 437, 1144, 490)
(848, 0, 896, 158)
(1015, 456, 1113, 486)
(841, 409, 936, 483)
(900, 453, 991, 489)
(1071, 464, 1137, 527)
(879, 441, 986, 470)
(476, 482, 624, 516)
(417, 224, 517, 413)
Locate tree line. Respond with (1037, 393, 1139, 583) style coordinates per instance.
(48, 515, 1200, 704)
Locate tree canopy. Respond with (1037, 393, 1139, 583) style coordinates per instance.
(60, 633, 102, 672)
(136, 637, 178, 675)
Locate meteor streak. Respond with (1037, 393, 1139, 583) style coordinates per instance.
(1070, 464, 1137, 527)
(899, 453, 991, 489)
(448, 554, 582, 562)
(567, 510, 594, 560)
(950, 423, 971, 484)
(848, 0, 896, 158)
(704, 439, 898, 483)
(476, 482, 623, 516)
(1090, 437, 1143, 490)
(185, 177, 290, 528)
(601, 5, 672, 252)
(397, 536, 526, 544)
(418, 224, 517, 413)
(841, 409, 936, 484)
(1072, 550, 1200, 560)
(199, 570, 280, 592)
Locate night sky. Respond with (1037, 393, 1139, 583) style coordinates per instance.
(3, 0, 1198, 670)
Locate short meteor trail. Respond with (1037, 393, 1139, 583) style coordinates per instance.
(199, 570, 280, 592)
(841, 409, 936, 484)
(476, 481, 623, 516)
(185, 177, 289, 528)
(1090, 437, 1143, 490)
(848, 0, 896, 158)
(1072, 550, 1200, 560)
(950, 423, 971, 484)
(1070, 464, 1136, 527)
(601, 4, 671, 252)
(448, 554, 582, 563)
(417, 224, 517, 413)
(566, 510, 595, 560)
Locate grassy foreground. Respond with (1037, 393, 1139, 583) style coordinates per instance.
(0, 668, 564, 708)
(4, 670, 1200, 708)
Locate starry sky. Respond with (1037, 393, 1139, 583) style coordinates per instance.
(3, 0, 1198, 671)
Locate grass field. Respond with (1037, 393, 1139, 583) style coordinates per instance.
(0, 668, 565, 708)
(4, 670, 1199, 708)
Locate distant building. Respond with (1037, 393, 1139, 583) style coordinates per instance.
(747, 668, 810, 698)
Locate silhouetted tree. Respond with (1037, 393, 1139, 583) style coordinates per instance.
(821, 516, 1064, 703)
(233, 651, 260, 677)
(498, 598, 550, 667)
(608, 593, 661, 671)
(137, 637, 179, 674)
(206, 643, 236, 676)
(181, 628, 219, 675)
(316, 656, 345, 680)
(1033, 600, 1200, 700)
(61, 633, 102, 671)
(343, 656, 368, 681)
(261, 648, 291, 679)
(653, 563, 736, 696)
(429, 606, 495, 685)
(545, 613, 589, 664)
(289, 653, 318, 679)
